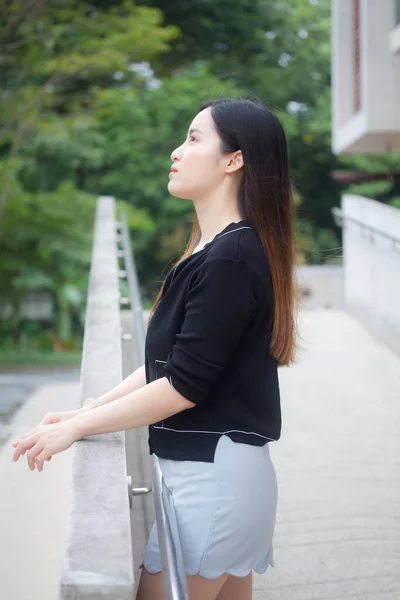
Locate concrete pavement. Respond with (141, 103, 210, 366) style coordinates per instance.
(0, 368, 80, 445)
(1, 308, 399, 599)
(0, 380, 79, 600)
(252, 309, 400, 599)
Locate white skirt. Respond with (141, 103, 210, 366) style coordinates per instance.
(139, 434, 278, 579)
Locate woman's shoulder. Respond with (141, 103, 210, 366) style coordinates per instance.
(204, 224, 261, 262)
(196, 226, 273, 304)
(205, 225, 268, 275)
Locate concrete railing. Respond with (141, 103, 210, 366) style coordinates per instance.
(333, 194, 400, 355)
(59, 196, 188, 599)
(60, 197, 135, 599)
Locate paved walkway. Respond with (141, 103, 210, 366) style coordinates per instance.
(1, 309, 399, 599)
(0, 368, 79, 444)
(252, 309, 400, 600)
(0, 379, 79, 600)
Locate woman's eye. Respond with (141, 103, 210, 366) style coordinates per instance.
(188, 135, 197, 142)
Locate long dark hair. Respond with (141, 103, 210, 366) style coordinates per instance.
(148, 97, 299, 367)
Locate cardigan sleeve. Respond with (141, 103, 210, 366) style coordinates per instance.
(163, 258, 258, 406)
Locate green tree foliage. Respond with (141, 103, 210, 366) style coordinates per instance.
(1, 0, 358, 351)
(136, 0, 277, 76)
(0, 0, 177, 345)
(338, 153, 400, 208)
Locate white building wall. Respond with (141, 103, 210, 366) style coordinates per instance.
(342, 195, 400, 355)
(332, 0, 400, 154)
(366, 0, 400, 134)
(332, 0, 355, 128)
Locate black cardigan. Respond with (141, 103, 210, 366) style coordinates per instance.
(144, 219, 281, 462)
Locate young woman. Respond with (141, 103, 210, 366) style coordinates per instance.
(11, 98, 298, 600)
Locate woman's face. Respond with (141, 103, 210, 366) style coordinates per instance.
(168, 107, 228, 200)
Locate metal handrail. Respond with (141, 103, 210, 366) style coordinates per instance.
(118, 212, 146, 363)
(118, 212, 189, 600)
(332, 206, 400, 252)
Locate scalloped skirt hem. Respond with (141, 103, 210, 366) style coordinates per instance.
(138, 434, 277, 580)
(139, 547, 275, 580)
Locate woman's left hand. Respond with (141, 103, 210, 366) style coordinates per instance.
(12, 419, 80, 472)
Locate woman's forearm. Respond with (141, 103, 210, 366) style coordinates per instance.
(79, 364, 147, 413)
(74, 376, 194, 438)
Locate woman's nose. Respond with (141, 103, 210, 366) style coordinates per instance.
(171, 145, 182, 162)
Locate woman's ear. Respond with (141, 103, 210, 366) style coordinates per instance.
(226, 150, 244, 174)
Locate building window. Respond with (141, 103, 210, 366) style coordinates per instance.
(353, 0, 361, 113)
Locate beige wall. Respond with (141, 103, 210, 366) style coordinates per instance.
(332, 0, 400, 154)
(342, 194, 400, 356)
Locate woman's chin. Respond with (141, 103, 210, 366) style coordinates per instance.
(167, 182, 190, 200)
